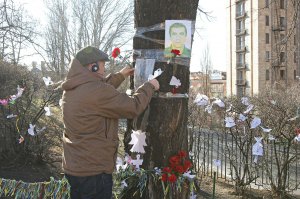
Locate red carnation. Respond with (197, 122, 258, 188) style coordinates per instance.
(169, 155, 180, 165)
(175, 165, 184, 174)
(183, 160, 192, 171)
(168, 174, 177, 183)
(178, 150, 187, 158)
(171, 49, 181, 56)
(161, 173, 168, 182)
(163, 167, 172, 173)
(112, 47, 121, 58)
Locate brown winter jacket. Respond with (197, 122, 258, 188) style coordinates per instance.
(61, 58, 155, 176)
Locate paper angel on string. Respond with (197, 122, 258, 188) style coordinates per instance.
(295, 134, 300, 142)
(43, 77, 53, 86)
(148, 68, 163, 80)
(250, 117, 261, 129)
(241, 97, 250, 106)
(44, 106, 52, 116)
(194, 94, 209, 106)
(131, 154, 143, 170)
(212, 99, 225, 108)
(205, 104, 213, 114)
(7, 114, 17, 119)
(169, 76, 181, 87)
(154, 167, 161, 175)
(27, 124, 36, 136)
(239, 114, 247, 122)
(183, 171, 196, 179)
(121, 180, 128, 189)
(116, 157, 128, 172)
(129, 130, 147, 153)
(244, 104, 254, 114)
(213, 159, 221, 167)
(15, 85, 24, 98)
(252, 137, 263, 163)
(260, 126, 272, 133)
(268, 134, 276, 141)
(225, 117, 236, 128)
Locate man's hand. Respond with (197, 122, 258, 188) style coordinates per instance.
(149, 79, 160, 91)
(120, 65, 134, 78)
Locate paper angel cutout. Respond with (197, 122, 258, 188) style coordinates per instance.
(225, 117, 236, 128)
(131, 154, 143, 170)
(250, 117, 261, 129)
(169, 76, 181, 87)
(0, 99, 8, 106)
(239, 114, 247, 122)
(189, 151, 194, 157)
(244, 104, 254, 114)
(129, 130, 147, 153)
(252, 137, 263, 163)
(148, 68, 163, 80)
(43, 77, 53, 86)
(28, 124, 36, 136)
(183, 171, 196, 179)
(212, 99, 225, 108)
(18, 135, 24, 144)
(241, 97, 250, 106)
(270, 100, 276, 105)
(205, 104, 213, 114)
(15, 85, 24, 98)
(194, 94, 209, 106)
(7, 114, 17, 119)
(121, 180, 128, 189)
(44, 106, 51, 116)
(213, 159, 221, 167)
(260, 126, 272, 133)
(154, 167, 161, 175)
(226, 104, 233, 112)
(10, 95, 17, 102)
(268, 134, 276, 141)
(295, 134, 300, 142)
(190, 192, 197, 199)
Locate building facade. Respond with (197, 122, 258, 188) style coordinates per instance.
(227, 0, 300, 97)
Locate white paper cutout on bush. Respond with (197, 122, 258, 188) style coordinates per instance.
(169, 76, 181, 87)
(44, 106, 51, 116)
(268, 134, 276, 141)
(194, 94, 209, 106)
(213, 159, 221, 167)
(260, 126, 272, 133)
(16, 85, 24, 98)
(154, 167, 161, 175)
(131, 154, 143, 170)
(189, 151, 194, 157)
(7, 114, 17, 119)
(250, 117, 261, 129)
(212, 99, 225, 108)
(190, 192, 197, 199)
(226, 104, 233, 112)
(252, 137, 263, 163)
(225, 117, 236, 128)
(27, 124, 36, 136)
(294, 134, 300, 142)
(59, 99, 63, 107)
(10, 95, 17, 102)
(241, 97, 250, 106)
(129, 130, 147, 154)
(121, 180, 128, 189)
(239, 114, 247, 122)
(288, 115, 299, 121)
(205, 104, 213, 114)
(43, 77, 53, 86)
(270, 100, 276, 105)
(244, 104, 254, 114)
(183, 171, 196, 179)
(148, 68, 163, 80)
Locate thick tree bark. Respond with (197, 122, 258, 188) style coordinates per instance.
(125, 0, 199, 198)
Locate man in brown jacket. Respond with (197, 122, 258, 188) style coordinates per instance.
(61, 46, 159, 199)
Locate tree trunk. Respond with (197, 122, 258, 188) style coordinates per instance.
(125, 1, 199, 198)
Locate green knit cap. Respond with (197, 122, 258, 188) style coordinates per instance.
(75, 46, 109, 66)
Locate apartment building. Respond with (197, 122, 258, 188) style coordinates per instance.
(227, 0, 300, 97)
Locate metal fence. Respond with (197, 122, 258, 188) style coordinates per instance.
(191, 128, 300, 193)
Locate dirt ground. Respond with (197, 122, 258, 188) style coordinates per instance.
(0, 163, 300, 199)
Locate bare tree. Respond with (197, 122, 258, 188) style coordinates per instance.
(200, 45, 212, 96)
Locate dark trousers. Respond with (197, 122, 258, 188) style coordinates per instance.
(65, 173, 113, 199)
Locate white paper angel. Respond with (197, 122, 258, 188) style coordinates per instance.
(270, 100, 276, 105)
(260, 126, 272, 133)
(183, 171, 196, 179)
(268, 134, 276, 141)
(205, 104, 213, 114)
(43, 77, 53, 86)
(190, 192, 197, 199)
(7, 114, 17, 119)
(44, 106, 51, 116)
(169, 76, 181, 87)
(148, 68, 163, 80)
(252, 137, 263, 163)
(131, 154, 143, 170)
(294, 134, 300, 142)
(15, 85, 24, 98)
(225, 117, 236, 128)
(239, 114, 247, 122)
(226, 104, 233, 112)
(154, 167, 161, 175)
(129, 130, 147, 153)
(212, 99, 225, 108)
(213, 159, 221, 167)
(241, 97, 250, 106)
(194, 94, 209, 106)
(121, 180, 128, 189)
(27, 124, 36, 136)
(116, 157, 127, 172)
(244, 104, 254, 114)
(250, 117, 261, 129)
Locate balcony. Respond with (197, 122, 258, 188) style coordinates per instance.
(236, 12, 247, 19)
(236, 79, 247, 86)
(236, 29, 247, 36)
(272, 25, 285, 31)
(236, 46, 247, 53)
(236, 63, 247, 69)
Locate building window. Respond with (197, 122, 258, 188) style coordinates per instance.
(237, 53, 244, 64)
(280, 17, 285, 27)
(265, 15, 269, 26)
(280, 34, 285, 43)
(266, 33, 270, 44)
(236, 2, 245, 17)
(280, 52, 285, 62)
(265, 51, 270, 62)
(266, 70, 270, 80)
(237, 36, 245, 49)
(280, 0, 285, 9)
(294, 51, 297, 63)
(237, 20, 244, 33)
(280, 70, 285, 80)
(265, 0, 269, 8)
